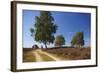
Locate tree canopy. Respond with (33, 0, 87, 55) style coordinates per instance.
(55, 35, 65, 47)
(30, 11, 57, 48)
(71, 32, 84, 48)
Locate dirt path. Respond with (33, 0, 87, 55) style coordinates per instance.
(37, 50, 60, 61)
(33, 51, 43, 62)
(32, 49, 60, 61)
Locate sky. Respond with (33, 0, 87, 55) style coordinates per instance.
(22, 10, 91, 48)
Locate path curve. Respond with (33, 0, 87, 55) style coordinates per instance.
(37, 50, 60, 61)
(33, 51, 43, 62)
(32, 49, 60, 61)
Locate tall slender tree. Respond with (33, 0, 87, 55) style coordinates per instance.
(30, 11, 57, 48)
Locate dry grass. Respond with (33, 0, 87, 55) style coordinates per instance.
(23, 47, 91, 62)
(23, 49, 36, 62)
(43, 47, 91, 60)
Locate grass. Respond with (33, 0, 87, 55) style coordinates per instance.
(23, 50, 36, 62)
(23, 47, 91, 62)
(43, 47, 91, 60)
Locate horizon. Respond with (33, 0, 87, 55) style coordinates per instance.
(22, 10, 91, 48)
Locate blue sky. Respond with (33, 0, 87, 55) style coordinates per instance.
(22, 10, 91, 48)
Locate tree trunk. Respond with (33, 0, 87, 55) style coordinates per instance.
(44, 43, 47, 49)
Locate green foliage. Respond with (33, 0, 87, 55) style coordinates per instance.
(30, 28, 34, 36)
(71, 32, 84, 47)
(30, 11, 57, 48)
(55, 35, 65, 47)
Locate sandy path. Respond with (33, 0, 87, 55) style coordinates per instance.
(36, 49, 60, 61)
(33, 51, 43, 62)
(32, 49, 61, 61)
